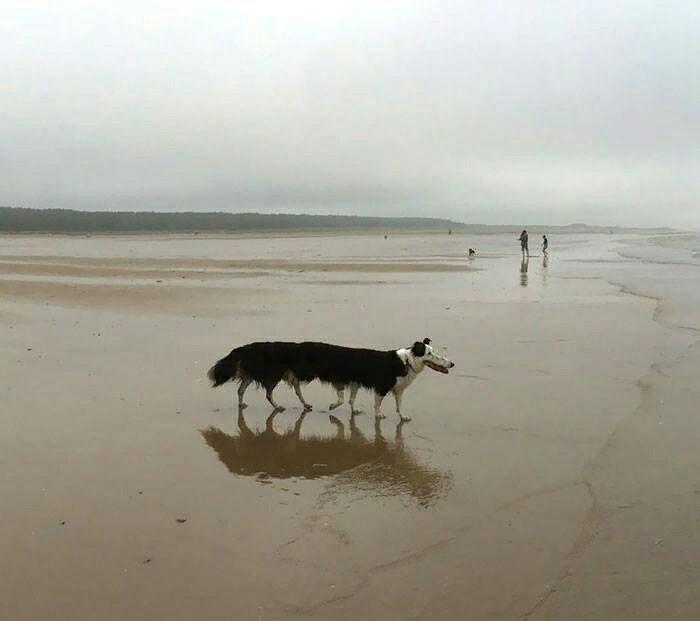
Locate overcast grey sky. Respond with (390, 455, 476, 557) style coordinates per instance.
(2, 1, 699, 227)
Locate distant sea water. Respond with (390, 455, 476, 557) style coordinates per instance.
(619, 232, 700, 333)
(644, 233, 700, 262)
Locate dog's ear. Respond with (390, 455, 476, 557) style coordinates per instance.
(422, 337, 432, 345)
(411, 341, 426, 357)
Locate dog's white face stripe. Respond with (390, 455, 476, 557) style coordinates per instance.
(397, 343, 454, 375)
(422, 344, 454, 370)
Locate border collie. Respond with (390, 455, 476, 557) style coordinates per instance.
(207, 338, 454, 421)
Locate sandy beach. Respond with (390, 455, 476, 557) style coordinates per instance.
(2, 231, 700, 620)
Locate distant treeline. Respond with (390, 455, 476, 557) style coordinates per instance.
(0, 207, 673, 235)
(0, 207, 463, 233)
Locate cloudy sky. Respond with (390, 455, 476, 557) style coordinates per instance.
(2, 1, 698, 227)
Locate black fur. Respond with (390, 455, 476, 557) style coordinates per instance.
(207, 350, 240, 387)
(411, 341, 426, 357)
(208, 341, 409, 397)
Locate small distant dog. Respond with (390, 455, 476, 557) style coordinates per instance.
(207, 338, 454, 421)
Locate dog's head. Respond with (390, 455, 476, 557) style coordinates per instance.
(409, 338, 455, 374)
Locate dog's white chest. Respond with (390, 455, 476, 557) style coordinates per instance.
(394, 368, 417, 391)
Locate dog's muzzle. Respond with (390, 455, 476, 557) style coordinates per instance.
(425, 360, 454, 374)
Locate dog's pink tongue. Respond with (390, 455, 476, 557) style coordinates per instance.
(425, 361, 449, 374)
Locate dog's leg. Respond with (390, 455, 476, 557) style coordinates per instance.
(292, 381, 313, 411)
(237, 378, 251, 409)
(329, 415, 345, 439)
(237, 408, 254, 438)
(265, 384, 285, 412)
(374, 393, 385, 419)
(349, 411, 367, 444)
(374, 415, 385, 441)
(263, 413, 281, 440)
(393, 388, 411, 422)
(287, 412, 307, 451)
(348, 383, 361, 415)
(265, 411, 281, 434)
(395, 420, 406, 446)
(329, 385, 345, 411)
(292, 412, 307, 438)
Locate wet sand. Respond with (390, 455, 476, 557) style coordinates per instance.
(2, 232, 700, 620)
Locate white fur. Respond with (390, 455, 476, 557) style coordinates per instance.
(375, 344, 454, 422)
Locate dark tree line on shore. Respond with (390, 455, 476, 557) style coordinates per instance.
(0, 207, 463, 233)
(0, 207, 673, 235)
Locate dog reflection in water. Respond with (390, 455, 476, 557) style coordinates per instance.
(201, 409, 452, 507)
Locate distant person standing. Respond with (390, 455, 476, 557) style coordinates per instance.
(519, 230, 529, 257)
(542, 234, 549, 256)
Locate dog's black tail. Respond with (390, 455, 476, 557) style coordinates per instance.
(207, 350, 240, 387)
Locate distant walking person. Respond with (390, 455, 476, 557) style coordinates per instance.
(519, 230, 529, 257)
(542, 234, 549, 256)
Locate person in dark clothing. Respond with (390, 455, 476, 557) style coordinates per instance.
(542, 234, 549, 256)
(519, 230, 529, 257)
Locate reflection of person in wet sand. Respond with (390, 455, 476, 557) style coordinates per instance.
(200, 409, 452, 507)
(542, 253, 549, 286)
(519, 229, 529, 257)
(520, 256, 529, 287)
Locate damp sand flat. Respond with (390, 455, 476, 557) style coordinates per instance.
(1, 232, 699, 620)
(0, 255, 474, 273)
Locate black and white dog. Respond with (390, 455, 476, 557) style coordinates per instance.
(207, 338, 454, 421)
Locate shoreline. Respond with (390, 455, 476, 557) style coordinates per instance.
(0, 228, 682, 240)
(528, 236, 700, 618)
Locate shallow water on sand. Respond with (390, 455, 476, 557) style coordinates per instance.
(1, 231, 699, 620)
